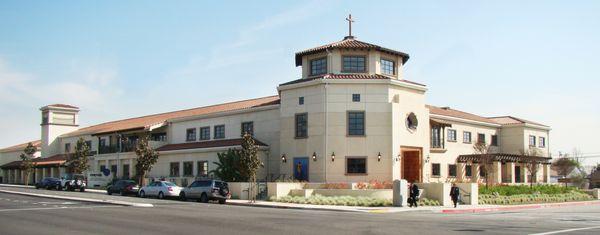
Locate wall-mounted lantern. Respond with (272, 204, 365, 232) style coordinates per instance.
(281, 154, 287, 163)
(377, 152, 382, 162)
(331, 152, 335, 162)
(312, 152, 317, 162)
(395, 153, 401, 162)
(425, 155, 430, 163)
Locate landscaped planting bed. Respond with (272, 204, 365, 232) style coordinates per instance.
(478, 185, 594, 205)
(270, 194, 440, 207)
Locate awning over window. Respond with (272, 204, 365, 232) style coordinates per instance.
(430, 118, 452, 128)
(457, 153, 551, 164)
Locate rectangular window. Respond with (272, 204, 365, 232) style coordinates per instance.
(310, 57, 327, 75)
(539, 137, 546, 148)
(65, 143, 71, 153)
(241, 122, 254, 136)
(111, 165, 117, 175)
(197, 161, 208, 177)
(465, 165, 472, 177)
(100, 165, 106, 173)
(151, 133, 167, 142)
(199, 127, 210, 140)
(432, 163, 441, 177)
(352, 94, 361, 102)
(448, 164, 457, 177)
(346, 157, 367, 174)
(529, 135, 536, 147)
(183, 161, 193, 176)
(84, 141, 92, 149)
(214, 125, 225, 139)
(342, 56, 366, 73)
(186, 128, 196, 142)
(478, 133, 486, 144)
(99, 139, 106, 147)
(447, 129, 457, 142)
(380, 58, 395, 75)
(463, 131, 472, 143)
(295, 113, 308, 138)
(348, 111, 365, 136)
(431, 126, 442, 148)
(170, 162, 180, 177)
(479, 166, 486, 177)
(491, 135, 498, 146)
(298, 97, 304, 105)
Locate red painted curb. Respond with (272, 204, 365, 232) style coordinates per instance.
(442, 200, 600, 214)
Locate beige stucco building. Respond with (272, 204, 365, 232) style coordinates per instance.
(1, 34, 552, 186)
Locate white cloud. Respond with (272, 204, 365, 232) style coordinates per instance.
(0, 56, 123, 147)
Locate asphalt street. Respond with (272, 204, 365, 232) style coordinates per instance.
(0, 189, 599, 235)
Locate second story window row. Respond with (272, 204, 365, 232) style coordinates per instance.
(342, 56, 366, 73)
(310, 57, 327, 76)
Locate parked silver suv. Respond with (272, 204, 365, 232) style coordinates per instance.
(180, 179, 230, 204)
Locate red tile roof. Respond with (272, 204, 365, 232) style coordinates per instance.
(279, 73, 425, 87)
(61, 96, 280, 137)
(295, 37, 410, 66)
(0, 154, 66, 169)
(156, 138, 268, 152)
(488, 116, 548, 127)
(0, 140, 41, 153)
(427, 105, 499, 125)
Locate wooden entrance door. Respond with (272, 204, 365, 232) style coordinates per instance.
(402, 151, 421, 183)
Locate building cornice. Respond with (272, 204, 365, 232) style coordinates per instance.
(277, 78, 428, 92)
(168, 104, 280, 123)
(429, 114, 501, 128)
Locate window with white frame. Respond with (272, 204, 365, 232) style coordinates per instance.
(380, 58, 395, 75)
(529, 135, 536, 147)
(186, 128, 196, 142)
(463, 131, 472, 143)
(539, 137, 546, 148)
(447, 129, 457, 142)
(214, 125, 225, 139)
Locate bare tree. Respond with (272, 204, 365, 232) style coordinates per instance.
(473, 142, 495, 188)
(19, 143, 36, 185)
(521, 148, 542, 187)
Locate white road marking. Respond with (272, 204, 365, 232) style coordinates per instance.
(0, 205, 122, 212)
(530, 225, 600, 235)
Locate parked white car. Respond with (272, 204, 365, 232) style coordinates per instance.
(138, 181, 182, 199)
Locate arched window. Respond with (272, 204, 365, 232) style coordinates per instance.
(406, 113, 418, 130)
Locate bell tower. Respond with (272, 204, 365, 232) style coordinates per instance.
(40, 104, 80, 157)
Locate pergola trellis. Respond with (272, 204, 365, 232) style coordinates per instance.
(457, 153, 551, 164)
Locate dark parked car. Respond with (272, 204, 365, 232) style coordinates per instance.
(107, 180, 140, 196)
(35, 177, 61, 190)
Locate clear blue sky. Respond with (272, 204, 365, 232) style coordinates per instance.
(1, 1, 599, 164)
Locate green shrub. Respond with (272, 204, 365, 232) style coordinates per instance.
(479, 185, 577, 196)
(478, 191, 593, 205)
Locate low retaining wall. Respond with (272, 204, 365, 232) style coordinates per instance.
(583, 189, 600, 200)
(289, 189, 392, 199)
(267, 182, 304, 199)
(228, 182, 261, 200)
(456, 183, 478, 205)
(416, 183, 451, 206)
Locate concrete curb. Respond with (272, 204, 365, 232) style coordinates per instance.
(0, 189, 153, 208)
(440, 200, 600, 214)
(225, 200, 435, 213)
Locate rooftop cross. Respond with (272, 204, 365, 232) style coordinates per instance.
(345, 14, 355, 38)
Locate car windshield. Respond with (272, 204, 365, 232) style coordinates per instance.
(164, 182, 177, 187)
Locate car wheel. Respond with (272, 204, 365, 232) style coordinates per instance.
(200, 193, 209, 203)
(179, 192, 187, 201)
(107, 190, 112, 195)
(158, 192, 165, 199)
(218, 199, 226, 204)
(139, 190, 145, 198)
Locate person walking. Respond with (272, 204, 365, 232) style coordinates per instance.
(409, 182, 419, 208)
(450, 183, 460, 208)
